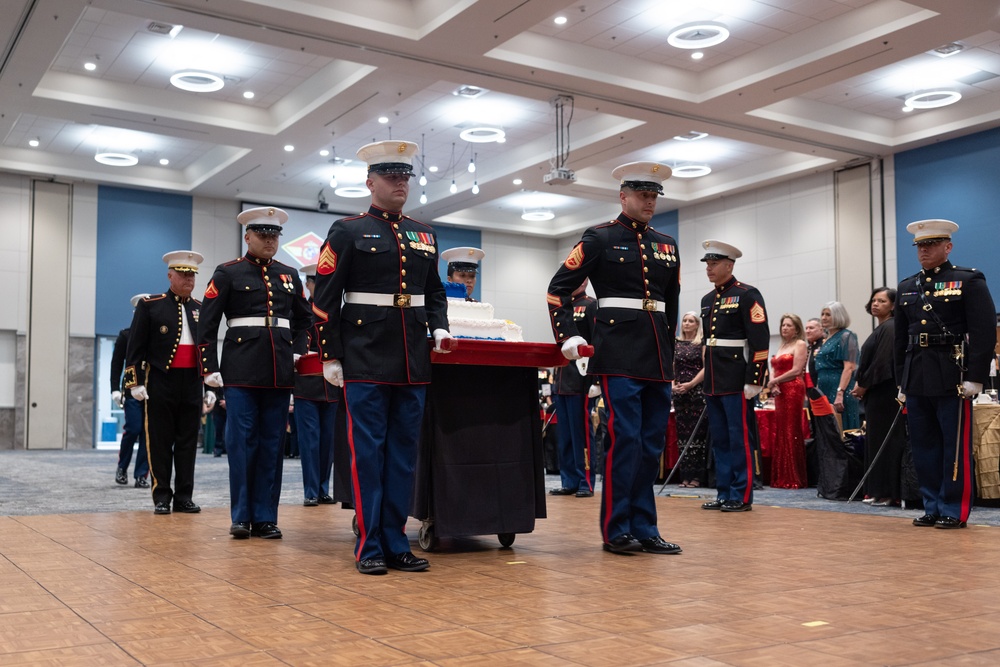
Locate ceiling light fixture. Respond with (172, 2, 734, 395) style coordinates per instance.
(429, 166, 438, 173)
(554, 16, 568, 25)
(84, 61, 97, 71)
(459, 127, 506, 143)
(472, 181, 479, 195)
(468, 154, 476, 173)
(671, 163, 712, 178)
(674, 131, 708, 142)
(329, 176, 338, 188)
(28, 138, 39, 147)
(334, 186, 369, 198)
(95, 152, 138, 167)
(453, 85, 488, 98)
(667, 21, 730, 49)
(512, 178, 522, 185)
(904, 89, 962, 109)
(159, 158, 169, 165)
(284, 145, 295, 152)
(420, 191, 427, 205)
(521, 209, 554, 221)
(930, 42, 965, 58)
(902, 105, 914, 113)
(691, 52, 704, 60)
(243, 91, 255, 99)
(169, 70, 224, 92)
(450, 179, 458, 194)
(378, 116, 389, 124)
(319, 149, 330, 157)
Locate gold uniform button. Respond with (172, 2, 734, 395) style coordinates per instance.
(397, 233, 403, 239)
(321, 339, 326, 344)
(401, 256, 407, 263)
(642, 255, 648, 261)
(268, 300, 273, 306)
(921, 319, 927, 325)
(640, 244, 646, 249)
(619, 257, 624, 262)
(371, 247, 377, 252)
(644, 279, 649, 284)
(401, 269, 406, 276)
(393, 223, 399, 229)
(400, 244, 405, 250)
(646, 291, 651, 297)
(925, 277, 931, 282)
(262, 267, 267, 273)
(268, 291, 273, 297)
(925, 291, 930, 295)
(245, 286, 250, 290)
(357, 319, 362, 325)
(237, 338, 242, 342)
(556, 322, 561, 327)
(643, 267, 648, 273)
(610, 319, 615, 324)
(401, 282, 407, 289)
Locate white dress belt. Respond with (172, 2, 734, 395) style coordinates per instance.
(705, 337, 747, 348)
(227, 316, 290, 328)
(345, 292, 425, 307)
(598, 297, 665, 313)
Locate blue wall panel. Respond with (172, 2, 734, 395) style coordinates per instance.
(895, 127, 1000, 289)
(433, 226, 482, 301)
(652, 208, 680, 244)
(96, 186, 193, 336)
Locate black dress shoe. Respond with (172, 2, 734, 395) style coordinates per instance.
(603, 533, 642, 554)
(317, 494, 336, 504)
(173, 500, 201, 513)
(913, 514, 939, 527)
(935, 516, 967, 529)
(154, 502, 171, 515)
(721, 501, 752, 512)
(549, 487, 576, 496)
(250, 522, 282, 539)
(303, 497, 319, 507)
(115, 468, 128, 485)
(357, 557, 388, 575)
(387, 552, 430, 572)
(230, 522, 251, 539)
(639, 536, 683, 554)
(134, 477, 149, 489)
(701, 500, 724, 510)
(575, 489, 594, 497)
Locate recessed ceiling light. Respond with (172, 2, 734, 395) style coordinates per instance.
(930, 42, 964, 58)
(459, 127, 506, 143)
(243, 91, 255, 99)
(512, 178, 522, 185)
(28, 139, 39, 147)
(671, 164, 712, 178)
(904, 89, 961, 109)
(667, 21, 730, 49)
(319, 149, 330, 157)
(453, 85, 488, 98)
(378, 116, 389, 124)
(691, 51, 704, 60)
(84, 62, 97, 71)
(284, 145, 295, 152)
(429, 166, 439, 173)
(554, 16, 568, 25)
(335, 186, 370, 198)
(674, 131, 708, 142)
(522, 209, 555, 221)
(170, 70, 224, 92)
(95, 152, 138, 167)
(159, 158, 169, 165)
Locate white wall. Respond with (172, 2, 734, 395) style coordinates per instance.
(191, 196, 242, 298)
(0, 173, 32, 333)
(677, 172, 837, 345)
(481, 231, 559, 342)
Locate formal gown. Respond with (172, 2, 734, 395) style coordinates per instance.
(770, 354, 808, 488)
(673, 339, 708, 485)
(815, 329, 860, 430)
(856, 318, 906, 500)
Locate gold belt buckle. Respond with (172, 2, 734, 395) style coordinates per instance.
(706, 337, 717, 347)
(918, 333, 928, 347)
(264, 315, 273, 327)
(394, 293, 411, 308)
(642, 298, 657, 311)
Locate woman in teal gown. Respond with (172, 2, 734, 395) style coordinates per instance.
(815, 301, 860, 430)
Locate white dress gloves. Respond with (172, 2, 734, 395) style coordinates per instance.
(561, 336, 587, 361)
(323, 360, 344, 387)
(204, 390, 217, 409)
(111, 390, 123, 407)
(130, 385, 149, 401)
(587, 384, 602, 399)
(743, 384, 763, 400)
(433, 328, 453, 353)
(205, 372, 224, 388)
(963, 381, 983, 399)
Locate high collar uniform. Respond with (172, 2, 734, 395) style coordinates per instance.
(124, 291, 201, 391)
(197, 252, 312, 388)
(311, 205, 449, 384)
(547, 213, 680, 381)
(700, 276, 770, 395)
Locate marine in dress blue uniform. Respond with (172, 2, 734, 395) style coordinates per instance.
(111, 292, 150, 488)
(124, 252, 209, 515)
(549, 280, 599, 497)
(312, 140, 451, 575)
(441, 246, 484, 301)
(197, 207, 312, 539)
(293, 263, 340, 506)
(698, 240, 770, 512)
(547, 161, 683, 556)
(894, 219, 996, 529)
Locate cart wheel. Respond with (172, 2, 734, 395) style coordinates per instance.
(352, 514, 359, 537)
(418, 522, 437, 552)
(498, 532, 515, 548)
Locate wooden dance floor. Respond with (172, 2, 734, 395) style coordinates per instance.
(3, 495, 1000, 665)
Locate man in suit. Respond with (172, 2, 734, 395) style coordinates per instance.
(895, 219, 996, 529)
(294, 263, 340, 507)
(312, 140, 451, 575)
(198, 207, 312, 539)
(547, 161, 682, 556)
(124, 252, 211, 515)
(111, 293, 150, 488)
(698, 240, 770, 514)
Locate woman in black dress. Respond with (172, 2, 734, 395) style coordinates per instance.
(672, 311, 708, 488)
(852, 287, 904, 506)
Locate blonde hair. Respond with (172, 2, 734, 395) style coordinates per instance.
(780, 313, 805, 341)
(677, 311, 703, 345)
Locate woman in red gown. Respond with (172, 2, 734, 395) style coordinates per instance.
(766, 314, 809, 488)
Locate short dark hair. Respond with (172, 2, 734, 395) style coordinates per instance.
(864, 286, 896, 315)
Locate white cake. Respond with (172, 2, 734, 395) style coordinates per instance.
(447, 298, 524, 342)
